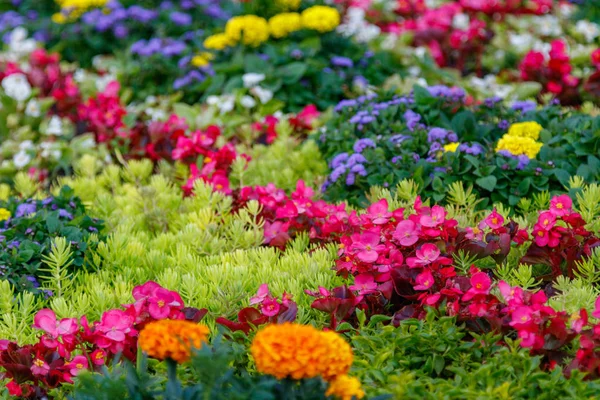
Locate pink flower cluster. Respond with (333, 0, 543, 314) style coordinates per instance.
(0, 282, 204, 398)
(78, 81, 127, 144)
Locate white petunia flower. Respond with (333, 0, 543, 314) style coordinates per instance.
(575, 20, 600, 43)
(251, 86, 273, 104)
(508, 33, 535, 54)
(25, 99, 41, 117)
(13, 151, 31, 168)
(242, 73, 266, 88)
(2, 73, 32, 102)
(452, 13, 469, 30)
(46, 116, 64, 136)
(206, 95, 220, 106)
(240, 95, 256, 109)
(218, 95, 235, 114)
(19, 140, 34, 151)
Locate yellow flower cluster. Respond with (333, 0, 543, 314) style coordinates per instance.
(53, 0, 108, 23)
(250, 323, 353, 381)
(268, 13, 302, 39)
(0, 208, 11, 221)
(203, 33, 235, 51)
(276, 0, 301, 11)
(300, 5, 341, 33)
(191, 52, 214, 68)
(443, 142, 460, 153)
(138, 320, 210, 364)
(326, 375, 365, 400)
(225, 15, 270, 47)
(507, 121, 543, 140)
(496, 121, 544, 159)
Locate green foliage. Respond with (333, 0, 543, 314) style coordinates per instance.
(351, 310, 600, 399)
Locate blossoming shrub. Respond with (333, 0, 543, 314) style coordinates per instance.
(0, 186, 104, 295)
(319, 85, 600, 207)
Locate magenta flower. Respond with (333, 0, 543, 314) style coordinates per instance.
(365, 199, 392, 225)
(406, 243, 440, 268)
(393, 220, 420, 246)
(498, 280, 523, 306)
(132, 281, 161, 301)
(413, 269, 435, 291)
(593, 296, 600, 319)
(32, 309, 79, 348)
(30, 358, 50, 376)
(465, 226, 483, 240)
(483, 208, 504, 230)
(250, 284, 270, 305)
(509, 306, 534, 329)
(549, 194, 572, 216)
(536, 211, 556, 231)
(462, 272, 491, 301)
(350, 231, 385, 263)
(419, 205, 446, 227)
(349, 273, 377, 294)
(148, 288, 183, 319)
(96, 309, 135, 343)
(67, 355, 89, 376)
(261, 298, 281, 317)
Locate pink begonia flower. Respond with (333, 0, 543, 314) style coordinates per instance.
(31, 358, 50, 376)
(349, 274, 378, 294)
(393, 220, 420, 246)
(96, 309, 135, 343)
(465, 226, 483, 240)
(261, 298, 281, 317)
(350, 231, 385, 263)
(366, 199, 392, 225)
(275, 200, 299, 219)
(483, 208, 504, 230)
(292, 180, 314, 200)
(406, 243, 440, 268)
(532, 225, 549, 246)
(413, 269, 435, 291)
(148, 288, 184, 319)
(591, 296, 600, 319)
(419, 205, 446, 228)
(91, 349, 106, 366)
(549, 194, 572, 217)
(517, 329, 540, 348)
(570, 310, 587, 333)
(32, 309, 79, 348)
(498, 281, 523, 306)
(68, 355, 89, 376)
(462, 272, 491, 301)
(509, 306, 534, 329)
(132, 281, 162, 301)
(250, 284, 270, 305)
(537, 211, 556, 231)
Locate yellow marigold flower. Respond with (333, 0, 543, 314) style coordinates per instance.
(276, 0, 301, 11)
(0, 208, 11, 221)
(268, 13, 302, 39)
(138, 320, 210, 364)
(507, 121, 543, 140)
(52, 12, 68, 24)
(191, 53, 214, 67)
(443, 142, 460, 153)
(326, 375, 365, 400)
(225, 15, 270, 47)
(203, 33, 234, 51)
(251, 323, 353, 381)
(496, 134, 543, 159)
(301, 5, 340, 33)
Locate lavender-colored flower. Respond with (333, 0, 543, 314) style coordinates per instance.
(330, 153, 349, 169)
(335, 99, 358, 112)
(170, 11, 192, 25)
(161, 40, 187, 57)
(353, 76, 368, 90)
(429, 142, 442, 152)
(160, 1, 174, 10)
(516, 155, 530, 170)
(89, 227, 98, 233)
(178, 56, 191, 69)
(7, 240, 20, 250)
(347, 153, 368, 166)
(128, 6, 158, 23)
(173, 75, 192, 90)
(113, 25, 128, 39)
(458, 143, 484, 156)
(290, 49, 303, 59)
(346, 173, 356, 185)
(497, 150, 512, 157)
(389, 134, 409, 145)
(484, 96, 503, 107)
(427, 85, 466, 100)
(412, 153, 421, 162)
(427, 127, 448, 142)
(181, 0, 195, 9)
(498, 120, 510, 130)
(330, 166, 347, 182)
(15, 203, 36, 218)
(434, 167, 447, 173)
(511, 100, 536, 113)
(350, 164, 367, 176)
(331, 56, 354, 68)
(403, 110, 421, 131)
(447, 132, 458, 142)
(26, 276, 40, 288)
(58, 209, 74, 220)
(43, 290, 53, 299)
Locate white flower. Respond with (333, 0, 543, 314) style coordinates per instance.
(145, 107, 167, 121)
(7, 27, 36, 59)
(452, 13, 469, 30)
(79, 137, 96, 149)
(508, 33, 534, 54)
(240, 95, 256, 109)
(13, 151, 31, 169)
(46, 116, 64, 136)
(1, 73, 32, 102)
(380, 35, 397, 51)
(73, 69, 86, 83)
(273, 111, 284, 119)
(251, 86, 273, 104)
(25, 99, 41, 117)
(206, 95, 220, 106)
(337, 7, 381, 43)
(534, 15, 562, 37)
(575, 20, 600, 43)
(218, 95, 235, 114)
(408, 66, 421, 77)
(242, 73, 265, 88)
(414, 47, 428, 59)
(19, 140, 34, 151)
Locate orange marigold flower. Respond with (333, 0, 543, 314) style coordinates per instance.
(250, 323, 353, 381)
(138, 320, 209, 364)
(326, 374, 365, 400)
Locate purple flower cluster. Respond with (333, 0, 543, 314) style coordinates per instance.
(346, 96, 412, 129)
(511, 100, 537, 113)
(331, 56, 354, 68)
(131, 38, 186, 57)
(173, 69, 211, 89)
(497, 150, 530, 170)
(426, 127, 458, 162)
(353, 138, 376, 153)
(426, 85, 466, 101)
(403, 110, 422, 131)
(326, 152, 368, 187)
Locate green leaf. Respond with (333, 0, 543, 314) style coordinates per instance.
(278, 62, 307, 84)
(475, 176, 497, 192)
